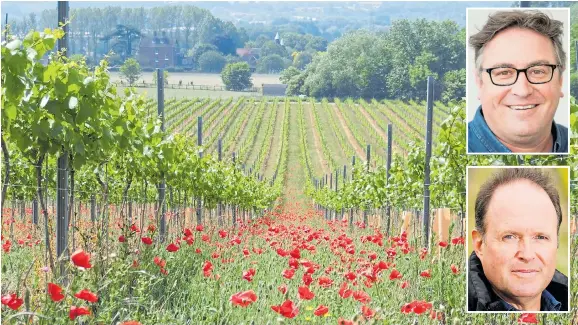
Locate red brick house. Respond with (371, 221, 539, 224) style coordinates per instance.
(138, 32, 176, 68)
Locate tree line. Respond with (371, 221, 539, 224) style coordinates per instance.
(280, 19, 466, 101)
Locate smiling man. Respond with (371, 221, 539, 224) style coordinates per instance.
(468, 168, 568, 311)
(468, 10, 568, 153)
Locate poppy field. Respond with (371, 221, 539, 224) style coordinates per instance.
(2, 28, 578, 325)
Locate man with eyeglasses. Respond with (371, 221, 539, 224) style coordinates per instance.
(468, 10, 568, 153)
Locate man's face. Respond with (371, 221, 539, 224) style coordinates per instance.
(475, 27, 563, 146)
(474, 180, 558, 304)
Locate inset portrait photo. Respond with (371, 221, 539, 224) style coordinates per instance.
(466, 8, 570, 154)
(466, 167, 570, 312)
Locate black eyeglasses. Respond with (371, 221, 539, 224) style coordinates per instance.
(485, 64, 559, 86)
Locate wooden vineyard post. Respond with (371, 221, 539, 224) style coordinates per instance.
(432, 208, 452, 258)
(400, 211, 413, 236)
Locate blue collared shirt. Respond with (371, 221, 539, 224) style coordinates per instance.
(468, 106, 568, 153)
(499, 289, 562, 312)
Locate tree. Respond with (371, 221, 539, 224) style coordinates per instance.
(281, 67, 307, 96)
(198, 51, 226, 73)
(280, 66, 302, 84)
(261, 40, 288, 58)
(256, 54, 288, 74)
(101, 24, 142, 62)
(441, 69, 466, 103)
(293, 51, 313, 70)
(188, 43, 218, 68)
(120, 58, 142, 85)
(222, 62, 253, 91)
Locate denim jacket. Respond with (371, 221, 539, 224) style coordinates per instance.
(468, 106, 568, 153)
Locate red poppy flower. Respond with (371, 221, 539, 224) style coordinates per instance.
(120, 321, 142, 325)
(185, 236, 194, 245)
(353, 290, 371, 303)
(298, 286, 315, 300)
(451, 236, 465, 245)
(282, 268, 295, 279)
(413, 302, 431, 314)
(518, 313, 538, 324)
(141, 237, 153, 245)
(389, 269, 402, 280)
(243, 248, 250, 256)
(318, 276, 333, 288)
(400, 281, 409, 289)
(196, 224, 204, 232)
(71, 249, 92, 269)
(438, 241, 448, 248)
(362, 305, 376, 319)
(243, 268, 256, 282)
(48, 283, 65, 302)
(230, 290, 258, 307)
(367, 251, 377, 260)
(271, 299, 299, 318)
(344, 272, 356, 281)
(118, 235, 126, 243)
(147, 224, 156, 233)
(278, 283, 288, 294)
(288, 257, 300, 269)
(202, 234, 210, 242)
(1, 293, 23, 310)
(74, 289, 98, 303)
(69, 305, 91, 320)
(420, 270, 431, 278)
(166, 243, 179, 252)
(2, 240, 11, 253)
(289, 248, 301, 258)
(338, 282, 352, 298)
(276, 248, 289, 257)
(404, 300, 433, 315)
(203, 261, 213, 277)
(314, 305, 329, 316)
(451, 264, 459, 274)
(130, 224, 140, 233)
(183, 228, 193, 237)
(154, 256, 166, 268)
(302, 273, 313, 286)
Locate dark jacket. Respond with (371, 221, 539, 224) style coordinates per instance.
(468, 251, 568, 311)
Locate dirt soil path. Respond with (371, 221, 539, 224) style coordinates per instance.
(332, 104, 366, 160)
(307, 105, 330, 176)
(357, 104, 389, 146)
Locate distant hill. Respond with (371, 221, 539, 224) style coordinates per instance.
(1, 1, 516, 27)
